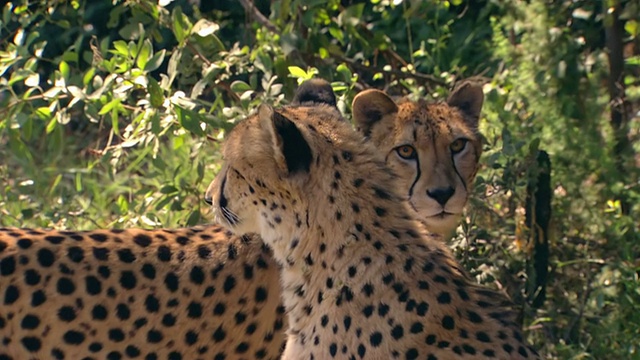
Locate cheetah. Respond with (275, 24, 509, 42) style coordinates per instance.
(0, 226, 284, 360)
(0, 81, 340, 360)
(352, 82, 484, 238)
(205, 90, 540, 359)
(0, 80, 487, 359)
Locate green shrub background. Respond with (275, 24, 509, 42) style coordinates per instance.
(1, 0, 639, 358)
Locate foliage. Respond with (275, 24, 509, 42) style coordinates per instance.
(1, 0, 639, 358)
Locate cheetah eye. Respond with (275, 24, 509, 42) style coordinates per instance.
(450, 138, 468, 154)
(395, 145, 417, 160)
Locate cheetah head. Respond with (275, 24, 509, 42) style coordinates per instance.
(205, 102, 370, 255)
(352, 82, 484, 237)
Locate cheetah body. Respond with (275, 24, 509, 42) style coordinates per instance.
(207, 90, 539, 359)
(0, 227, 284, 360)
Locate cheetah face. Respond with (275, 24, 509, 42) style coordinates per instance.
(205, 103, 351, 252)
(352, 83, 483, 236)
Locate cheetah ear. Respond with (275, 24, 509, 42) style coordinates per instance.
(447, 81, 484, 128)
(351, 89, 398, 137)
(292, 78, 337, 108)
(258, 104, 313, 175)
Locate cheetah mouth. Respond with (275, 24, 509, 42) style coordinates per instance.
(218, 176, 239, 226)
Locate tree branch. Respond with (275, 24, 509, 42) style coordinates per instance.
(237, 0, 278, 33)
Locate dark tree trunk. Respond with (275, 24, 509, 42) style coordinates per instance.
(526, 151, 551, 309)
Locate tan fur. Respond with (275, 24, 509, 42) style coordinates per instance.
(0, 226, 285, 359)
(207, 101, 539, 359)
(352, 82, 484, 238)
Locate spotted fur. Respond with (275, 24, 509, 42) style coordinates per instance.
(207, 99, 539, 359)
(352, 82, 484, 238)
(0, 226, 284, 360)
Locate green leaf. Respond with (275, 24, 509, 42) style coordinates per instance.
(148, 77, 164, 108)
(175, 105, 205, 136)
(186, 209, 201, 226)
(192, 19, 220, 37)
(59, 61, 70, 80)
(144, 49, 165, 72)
(113, 40, 129, 56)
(288, 66, 308, 79)
(160, 185, 178, 194)
(230, 80, 252, 93)
(136, 39, 152, 70)
(99, 98, 121, 115)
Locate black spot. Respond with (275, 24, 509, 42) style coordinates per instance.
(125, 345, 141, 357)
(353, 178, 364, 187)
(37, 248, 55, 267)
(142, 263, 156, 279)
(325, 342, 336, 357)
(45, 235, 65, 244)
(52, 348, 65, 359)
(56, 278, 75, 295)
(89, 233, 108, 242)
(223, 275, 236, 293)
(255, 287, 268, 302)
(227, 244, 238, 259)
(187, 302, 203, 318)
(162, 313, 176, 327)
(373, 187, 391, 200)
(462, 344, 476, 355)
(63, 330, 85, 344)
(442, 315, 455, 330)
(145, 295, 160, 313)
(476, 331, 491, 343)
(109, 328, 125, 342)
(416, 302, 429, 316)
(410, 322, 423, 334)
(362, 305, 374, 318)
(213, 302, 226, 315)
(20, 314, 40, 329)
(212, 325, 226, 342)
(24, 269, 41, 285)
(67, 246, 84, 263)
(116, 304, 131, 320)
(92, 305, 108, 320)
(405, 348, 419, 359)
(374, 207, 386, 216)
(58, 306, 76, 322)
(147, 329, 163, 343)
(0, 256, 16, 276)
(391, 325, 404, 340)
(186, 266, 204, 285)
(116, 249, 136, 263)
(321, 315, 329, 327)
(378, 303, 390, 317)
(31, 290, 45, 307)
(235, 342, 249, 353)
(176, 236, 190, 245)
(134, 234, 152, 247)
(21, 336, 42, 351)
(437, 292, 451, 304)
(92, 247, 109, 260)
(185, 331, 198, 345)
(97, 265, 111, 279)
(164, 273, 179, 292)
(467, 310, 483, 323)
(369, 332, 383, 347)
(16, 238, 33, 249)
(157, 245, 172, 261)
(361, 283, 374, 297)
(187, 242, 210, 259)
(119, 271, 137, 289)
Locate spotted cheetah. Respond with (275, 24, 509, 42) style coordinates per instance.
(352, 82, 484, 238)
(0, 80, 487, 359)
(205, 90, 539, 359)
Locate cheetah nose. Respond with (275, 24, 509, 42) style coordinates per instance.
(427, 186, 455, 206)
(203, 193, 213, 206)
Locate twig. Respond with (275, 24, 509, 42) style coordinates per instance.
(237, 0, 278, 33)
(331, 54, 447, 88)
